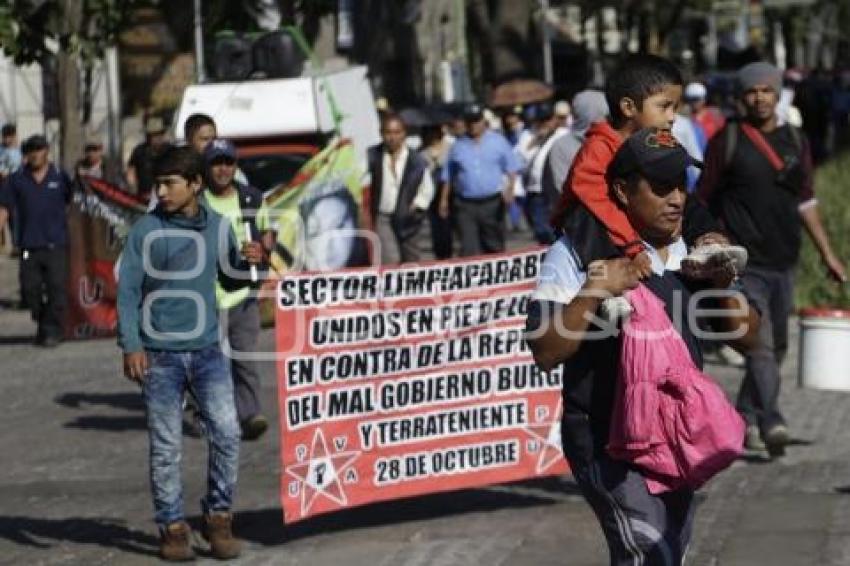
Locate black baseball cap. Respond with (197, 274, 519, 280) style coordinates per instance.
(607, 128, 700, 186)
(22, 134, 48, 154)
(203, 138, 237, 163)
(524, 102, 554, 122)
(463, 103, 485, 122)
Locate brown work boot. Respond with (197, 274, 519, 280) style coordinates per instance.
(159, 521, 195, 561)
(202, 512, 242, 559)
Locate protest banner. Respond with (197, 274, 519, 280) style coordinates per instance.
(275, 247, 567, 523)
(65, 177, 146, 339)
(259, 137, 370, 327)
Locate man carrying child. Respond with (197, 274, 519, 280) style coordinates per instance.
(528, 128, 759, 565)
(530, 53, 758, 564)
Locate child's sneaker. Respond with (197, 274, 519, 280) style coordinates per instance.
(717, 344, 746, 368)
(600, 296, 634, 322)
(681, 244, 748, 280)
(159, 521, 195, 562)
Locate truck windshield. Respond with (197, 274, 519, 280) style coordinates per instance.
(238, 153, 313, 195)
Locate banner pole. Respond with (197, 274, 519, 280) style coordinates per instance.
(284, 25, 345, 135)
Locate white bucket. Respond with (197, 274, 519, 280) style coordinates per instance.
(798, 309, 850, 391)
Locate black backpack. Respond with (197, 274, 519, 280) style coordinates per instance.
(722, 120, 802, 168)
(212, 33, 253, 81)
(721, 120, 806, 198)
(251, 31, 305, 79)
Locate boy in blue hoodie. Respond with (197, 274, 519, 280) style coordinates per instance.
(117, 146, 263, 561)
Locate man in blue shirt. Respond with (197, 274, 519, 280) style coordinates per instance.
(0, 135, 72, 346)
(0, 124, 23, 250)
(0, 124, 22, 178)
(438, 104, 521, 256)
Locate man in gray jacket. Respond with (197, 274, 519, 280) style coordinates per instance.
(544, 90, 609, 204)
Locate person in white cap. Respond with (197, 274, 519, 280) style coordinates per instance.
(684, 81, 725, 140)
(554, 99, 571, 129)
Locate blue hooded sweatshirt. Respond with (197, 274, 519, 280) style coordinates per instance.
(117, 204, 244, 353)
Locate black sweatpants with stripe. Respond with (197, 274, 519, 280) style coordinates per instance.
(562, 412, 696, 566)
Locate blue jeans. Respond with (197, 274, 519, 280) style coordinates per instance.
(524, 192, 554, 244)
(508, 197, 525, 229)
(143, 345, 240, 526)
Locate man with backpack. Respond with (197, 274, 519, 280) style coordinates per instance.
(697, 62, 847, 457)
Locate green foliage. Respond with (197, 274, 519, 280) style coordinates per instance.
(0, 1, 57, 64)
(796, 151, 850, 308)
(0, 0, 140, 65)
(0, 0, 341, 66)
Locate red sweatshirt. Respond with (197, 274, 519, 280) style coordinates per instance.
(551, 122, 644, 258)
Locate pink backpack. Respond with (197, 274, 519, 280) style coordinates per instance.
(607, 284, 745, 494)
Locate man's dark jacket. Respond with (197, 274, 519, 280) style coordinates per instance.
(367, 144, 429, 242)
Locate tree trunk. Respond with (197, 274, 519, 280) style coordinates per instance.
(657, 0, 688, 51)
(467, 0, 496, 84)
(489, 0, 534, 81)
(57, 0, 83, 173)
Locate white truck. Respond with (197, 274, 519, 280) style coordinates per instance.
(172, 65, 381, 194)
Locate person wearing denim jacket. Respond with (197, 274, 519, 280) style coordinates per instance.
(117, 146, 263, 561)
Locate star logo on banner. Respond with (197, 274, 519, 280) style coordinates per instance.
(285, 428, 360, 517)
(523, 399, 564, 474)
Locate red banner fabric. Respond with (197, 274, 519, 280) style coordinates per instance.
(65, 203, 120, 339)
(64, 178, 145, 340)
(275, 247, 567, 523)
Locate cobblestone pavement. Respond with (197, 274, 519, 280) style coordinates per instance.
(2, 238, 850, 565)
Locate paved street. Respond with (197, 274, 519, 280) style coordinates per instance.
(2, 240, 850, 565)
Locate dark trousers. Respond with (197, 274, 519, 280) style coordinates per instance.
(20, 247, 67, 340)
(562, 413, 696, 565)
(223, 300, 263, 423)
(453, 195, 505, 257)
(429, 202, 453, 260)
(736, 266, 793, 433)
